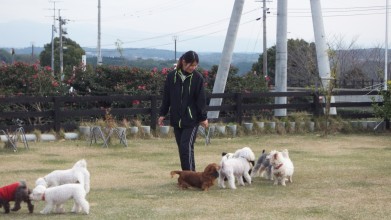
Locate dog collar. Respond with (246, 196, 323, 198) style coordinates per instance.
(274, 163, 283, 170)
(42, 193, 45, 201)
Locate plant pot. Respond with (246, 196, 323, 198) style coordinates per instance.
(227, 124, 237, 137)
(40, 134, 56, 142)
(308, 121, 315, 132)
(23, 134, 37, 142)
(288, 122, 296, 132)
(0, 135, 10, 142)
(79, 126, 91, 138)
(129, 126, 139, 134)
(216, 125, 226, 135)
(266, 122, 276, 130)
(159, 126, 170, 136)
(141, 126, 151, 135)
(208, 125, 216, 137)
(360, 121, 368, 130)
(243, 122, 253, 131)
(350, 121, 359, 129)
(116, 127, 127, 136)
(64, 132, 79, 140)
(256, 122, 265, 129)
(277, 122, 286, 128)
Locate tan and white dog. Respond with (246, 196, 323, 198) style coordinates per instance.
(268, 149, 294, 186)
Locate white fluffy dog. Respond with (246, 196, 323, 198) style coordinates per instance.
(218, 147, 255, 189)
(268, 149, 294, 186)
(29, 184, 89, 214)
(36, 159, 90, 194)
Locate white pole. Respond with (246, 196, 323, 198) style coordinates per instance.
(310, 0, 336, 115)
(385, 0, 389, 90)
(274, 0, 288, 117)
(97, 0, 102, 66)
(207, 0, 245, 119)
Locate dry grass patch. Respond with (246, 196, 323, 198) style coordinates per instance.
(0, 133, 390, 220)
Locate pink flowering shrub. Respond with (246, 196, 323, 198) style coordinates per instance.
(0, 62, 60, 96)
(0, 62, 267, 97)
(88, 65, 173, 95)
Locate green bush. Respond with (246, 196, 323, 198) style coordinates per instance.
(372, 81, 391, 121)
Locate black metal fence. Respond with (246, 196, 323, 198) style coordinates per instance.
(0, 90, 383, 132)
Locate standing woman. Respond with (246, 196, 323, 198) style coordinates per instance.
(158, 50, 208, 171)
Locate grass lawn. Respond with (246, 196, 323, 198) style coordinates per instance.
(1, 133, 391, 220)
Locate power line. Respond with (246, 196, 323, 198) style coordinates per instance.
(87, 8, 260, 48)
(85, 4, 386, 50)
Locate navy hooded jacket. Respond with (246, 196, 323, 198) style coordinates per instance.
(159, 69, 207, 128)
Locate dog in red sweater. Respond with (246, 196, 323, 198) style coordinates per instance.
(0, 181, 34, 214)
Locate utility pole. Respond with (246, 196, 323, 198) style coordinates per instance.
(58, 9, 68, 81)
(51, 23, 55, 75)
(11, 48, 15, 64)
(59, 10, 64, 79)
(256, 0, 270, 76)
(49, 1, 59, 76)
(385, 0, 389, 90)
(262, 0, 268, 77)
(172, 36, 178, 61)
(31, 42, 34, 64)
(97, 0, 102, 66)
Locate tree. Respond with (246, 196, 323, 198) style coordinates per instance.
(372, 81, 391, 129)
(39, 37, 85, 77)
(0, 49, 12, 63)
(252, 39, 319, 87)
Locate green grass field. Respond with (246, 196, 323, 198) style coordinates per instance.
(1, 133, 391, 220)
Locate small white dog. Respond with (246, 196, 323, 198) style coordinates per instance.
(218, 147, 255, 189)
(29, 184, 89, 214)
(268, 149, 294, 186)
(36, 159, 90, 194)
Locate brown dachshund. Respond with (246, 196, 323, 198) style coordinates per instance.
(170, 163, 220, 191)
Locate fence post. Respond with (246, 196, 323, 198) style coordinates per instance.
(150, 95, 157, 131)
(312, 92, 322, 116)
(53, 96, 61, 132)
(235, 93, 243, 124)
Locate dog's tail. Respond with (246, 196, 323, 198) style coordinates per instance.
(170, 171, 181, 178)
(73, 159, 87, 169)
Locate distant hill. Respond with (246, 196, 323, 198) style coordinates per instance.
(8, 47, 259, 75)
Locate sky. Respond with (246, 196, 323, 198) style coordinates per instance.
(0, 0, 389, 53)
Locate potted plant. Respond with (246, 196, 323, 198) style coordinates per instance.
(79, 119, 93, 139)
(159, 125, 170, 136)
(226, 122, 237, 137)
(242, 122, 253, 132)
(129, 119, 141, 135)
(215, 121, 226, 135)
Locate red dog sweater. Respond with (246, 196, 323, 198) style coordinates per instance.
(0, 182, 20, 201)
